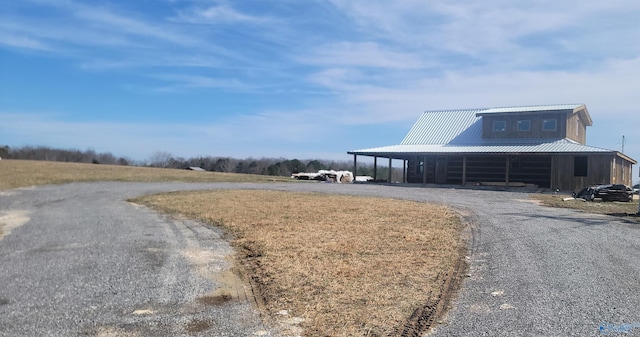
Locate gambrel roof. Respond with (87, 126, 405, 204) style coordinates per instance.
(348, 104, 636, 164)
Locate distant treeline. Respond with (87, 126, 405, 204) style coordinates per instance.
(1, 145, 131, 165)
(145, 150, 359, 176)
(1, 146, 403, 180)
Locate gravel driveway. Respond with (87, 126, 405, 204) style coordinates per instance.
(1, 182, 639, 336)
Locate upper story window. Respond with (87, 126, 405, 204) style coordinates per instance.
(493, 120, 506, 132)
(517, 120, 531, 132)
(542, 119, 557, 131)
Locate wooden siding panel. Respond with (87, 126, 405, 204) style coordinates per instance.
(590, 155, 614, 185)
(406, 156, 436, 184)
(406, 157, 422, 183)
(509, 156, 552, 188)
(551, 155, 614, 191)
(566, 113, 587, 144)
(611, 156, 633, 186)
(446, 157, 464, 184)
(465, 156, 507, 183)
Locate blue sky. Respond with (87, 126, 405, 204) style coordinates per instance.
(1, 0, 639, 178)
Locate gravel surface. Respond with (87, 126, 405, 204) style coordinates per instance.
(1, 181, 639, 336)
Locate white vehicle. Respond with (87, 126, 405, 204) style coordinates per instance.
(291, 170, 354, 183)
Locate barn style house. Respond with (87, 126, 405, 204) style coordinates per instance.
(348, 104, 636, 191)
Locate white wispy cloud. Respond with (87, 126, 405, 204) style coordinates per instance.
(0, 33, 52, 51)
(303, 56, 640, 125)
(171, 3, 272, 25)
(300, 42, 425, 69)
(150, 74, 249, 91)
(1, 0, 244, 72)
(33, 0, 198, 46)
(328, 0, 639, 68)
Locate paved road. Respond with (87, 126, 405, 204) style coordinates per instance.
(1, 182, 639, 336)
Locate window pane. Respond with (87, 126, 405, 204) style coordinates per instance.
(517, 120, 531, 131)
(493, 121, 506, 132)
(543, 119, 557, 131)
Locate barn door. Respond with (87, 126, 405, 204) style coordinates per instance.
(435, 157, 447, 184)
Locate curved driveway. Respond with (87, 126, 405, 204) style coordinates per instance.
(1, 182, 639, 336)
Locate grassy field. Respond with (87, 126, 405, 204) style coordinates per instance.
(0, 159, 289, 190)
(531, 193, 640, 221)
(133, 190, 465, 336)
(1, 159, 467, 336)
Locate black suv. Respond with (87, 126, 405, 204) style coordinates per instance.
(573, 184, 634, 202)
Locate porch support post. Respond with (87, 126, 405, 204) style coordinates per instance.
(505, 156, 510, 187)
(637, 164, 640, 215)
(388, 157, 392, 183)
(422, 156, 428, 184)
(373, 156, 378, 180)
(353, 155, 357, 180)
(462, 156, 467, 186)
(403, 159, 407, 183)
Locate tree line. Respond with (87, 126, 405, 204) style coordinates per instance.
(146, 150, 355, 176)
(1, 145, 130, 165)
(2, 145, 403, 180)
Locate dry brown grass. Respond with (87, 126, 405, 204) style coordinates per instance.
(531, 193, 640, 221)
(134, 190, 465, 337)
(0, 159, 290, 190)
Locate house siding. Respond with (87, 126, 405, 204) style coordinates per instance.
(612, 156, 634, 186)
(407, 155, 552, 188)
(551, 154, 618, 191)
(566, 112, 587, 144)
(482, 113, 568, 140)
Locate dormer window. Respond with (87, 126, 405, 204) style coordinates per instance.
(517, 120, 531, 132)
(542, 119, 557, 131)
(493, 120, 506, 132)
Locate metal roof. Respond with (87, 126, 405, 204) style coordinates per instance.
(479, 104, 585, 114)
(400, 109, 481, 145)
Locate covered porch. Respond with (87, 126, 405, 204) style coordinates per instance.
(350, 153, 552, 188)
(350, 151, 635, 191)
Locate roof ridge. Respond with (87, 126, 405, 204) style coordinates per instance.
(486, 103, 584, 109)
(423, 103, 585, 114)
(421, 108, 485, 114)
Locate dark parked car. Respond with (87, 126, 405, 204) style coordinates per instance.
(573, 184, 634, 202)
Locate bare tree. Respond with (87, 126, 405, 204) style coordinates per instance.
(214, 157, 235, 172)
(148, 151, 173, 168)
